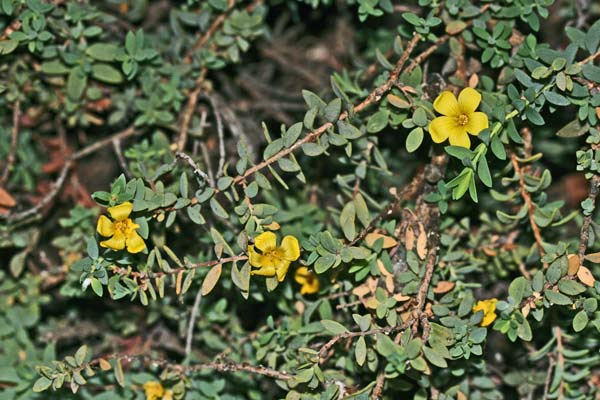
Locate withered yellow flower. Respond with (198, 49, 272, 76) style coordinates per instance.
(428, 87, 489, 149)
(472, 298, 498, 327)
(294, 266, 320, 295)
(96, 201, 146, 253)
(248, 231, 300, 282)
(143, 381, 164, 400)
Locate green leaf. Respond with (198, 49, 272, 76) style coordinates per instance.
(355, 336, 367, 366)
(354, 193, 370, 228)
(32, 377, 52, 392)
(314, 254, 336, 273)
(283, 122, 303, 147)
(477, 156, 492, 187)
(406, 127, 423, 153)
(423, 346, 448, 368)
(340, 201, 356, 241)
(366, 110, 389, 133)
(210, 198, 229, 219)
(67, 67, 87, 101)
(557, 279, 586, 296)
(75, 345, 88, 365)
(584, 19, 600, 53)
(573, 310, 588, 332)
(302, 142, 326, 156)
(323, 98, 342, 122)
(0, 39, 18, 55)
(114, 359, 125, 387)
(85, 43, 119, 61)
(337, 121, 363, 139)
(92, 63, 124, 84)
(321, 319, 348, 335)
(544, 290, 572, 305)
(508, 277, 528, 303)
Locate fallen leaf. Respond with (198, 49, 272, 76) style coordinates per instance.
(584, 252, 600, 264)
(416, 229, 427, 260)
(405, 226, 415, 251)
(482, 247, 497, 257)
(393, 293, 410, 302)
(377, 259, 393, 277)
(577, 266, 596, 287)
(433, 281, 455, 294)
(567, 254, 580, 275)
(366, 232, 397, 249)
(0, 187, 16, 207)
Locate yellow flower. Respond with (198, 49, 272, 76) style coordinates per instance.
(294, 267, 320, 295)
(428, 87, 489, 149)
(162, 390, 173, 400)
(248, 231, 300, 282)
(143, 381, 164, 400)
(96, 201, 146, 253)
(472, 298, 498, 327)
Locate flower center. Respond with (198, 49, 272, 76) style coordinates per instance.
(114, 219, 132, 234)
(456, 114, 469, 126)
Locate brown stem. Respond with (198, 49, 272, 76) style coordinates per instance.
(577, 175, 600, 265)
(511, 154, 546, 263)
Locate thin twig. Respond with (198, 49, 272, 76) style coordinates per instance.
(555, 327, 565, 398)
(205, 94, 226, 179)
(200, 142, 216, 187)
(0, 100, 21, 186)
(112, 139, 131, 179)
(86, 352, 291, 381)
(0, 126, 140, 223)
(111, 254, 248, 280)
(511, 154, 546, 262)
(371, 370, 386, 399)
(185, 289, 203, 356)
(176, 73, 206, 152)
(318, 319, 414, 364)
(175, 151, 212, 186)
(577, 174, 600, 265)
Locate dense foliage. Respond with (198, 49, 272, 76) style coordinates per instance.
(1, 0, 600, 399)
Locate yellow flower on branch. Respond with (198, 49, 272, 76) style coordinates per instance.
(96, 201, 146, 253)
(472, 298, 498, 327)
(294, 267, 320, 295)
(143, 381, 164, 400)
(428, 87, 489, 149)
(248, 231, 300, 282)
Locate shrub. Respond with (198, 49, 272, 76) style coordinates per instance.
(1, 0, 600, 399)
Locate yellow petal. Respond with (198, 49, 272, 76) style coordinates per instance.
(280, 235, 300, 261)
(481, 312, 497, 327)
(107, 201, 133, 221)
(300, 276, 320, 295)
(276, 260, 291, 282)
(465, 112, 489, 135)
(428, 116, 455, 143)
(253, 231, 277, 252)
(458, 87, 482, 114)
(96, 215, 115, 237)
(248, 246, 262, 267)
(433, 91, 460, 116)
(100, 232, 126, 251)
(448, 128, 471, 149)
(126, 230, 146, 253)
(294, 266, 309, 284)
(250, 265, 276, 277)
